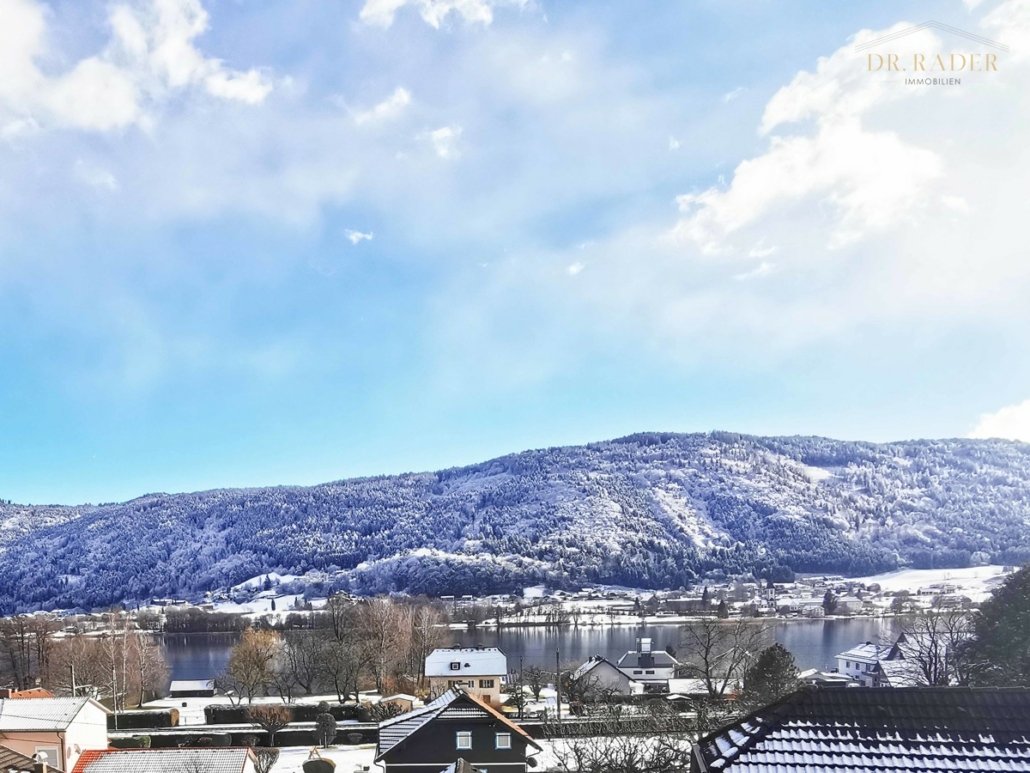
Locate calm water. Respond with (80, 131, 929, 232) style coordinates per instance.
(163, 618, 903, 682)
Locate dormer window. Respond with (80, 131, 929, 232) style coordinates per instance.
(450, 662, 461, 671)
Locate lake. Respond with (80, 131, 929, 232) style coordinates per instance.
(163, 617, 903, 682)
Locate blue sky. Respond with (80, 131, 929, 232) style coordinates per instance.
(2, 0, 1029, 505)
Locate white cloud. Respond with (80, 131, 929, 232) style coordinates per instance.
(359, 0, 502, 28)
(733, 261, 775, 281)
(74, 160, 120, 191)
(673, 24, 951, 255)
(345, 229, 375, 244)
(567, 262, 585, 276)
(970, 399, 1030, 442)
(722, 86, 746, 103)
(438, 2, 1030, 371)
(747, 241, 777, 259)
(353, 87, 412, 125)
(0, 0, 270, 137)
(425, 124, 463, 158)
(668, 136, 680, 150)
(108, 0, 273, 104)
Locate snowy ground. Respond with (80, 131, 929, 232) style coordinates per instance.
(848, 565, 1014, 603)
(271, 744, 377, 773)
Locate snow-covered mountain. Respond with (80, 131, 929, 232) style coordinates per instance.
(2, 431, 1030, 612)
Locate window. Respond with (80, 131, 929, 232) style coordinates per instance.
(645, 670, 654, 674)
(456, 732, 472, 750)
(450, 662, 461, 671)
(496, 733, 511, 750)
(633, 670, 642, 675)
(34, 748, 60, 768)
(480, 679, 495, 689)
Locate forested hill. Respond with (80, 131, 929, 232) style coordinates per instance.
(2, 432, 1030, 612)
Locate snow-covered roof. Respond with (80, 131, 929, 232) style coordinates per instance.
(72, 748, 254, 773)
(667, 678, 711, 695)
(694, 687, 1030, 773)
(837, 641, 890, 664)
(425, 647, 507, 677)
(616, 650, 678, 669)
(572, 656, 625, 681)
(169, 680, 215, 692)
(0, 697, 108, 731)
(876, 659, 924, 687)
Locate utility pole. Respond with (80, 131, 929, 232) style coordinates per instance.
(70, 663, 77, 697)
(112, 661, 119, 730)
(519, 656, 524, 720)
(555, 648, 561, 725)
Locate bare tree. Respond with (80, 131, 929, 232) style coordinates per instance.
(524, 665, 546, 700)
(895, 599, 974, 686)
(407, 603, 445, 690)
(247, 703, 292, 746)
(223, 629, 282, 703)
(679, 618, 770, 697)
(320, 636, 363, 703)
(358, 598, 407, 693)
(547, 702, 694, 773)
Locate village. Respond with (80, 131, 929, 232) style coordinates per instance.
(0, 564, 1024, 773)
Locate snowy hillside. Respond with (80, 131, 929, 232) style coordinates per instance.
(1, 431, 1029, 611)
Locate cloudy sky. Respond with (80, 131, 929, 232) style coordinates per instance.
(1, 0, 1029, 504)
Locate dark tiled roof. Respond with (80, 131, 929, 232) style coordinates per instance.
(693, 687, 1030, 772)
(0, 744, 64, 773)
(376, 688, 541, 761)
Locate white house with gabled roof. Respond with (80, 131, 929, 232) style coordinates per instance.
(425, 645, 507, 706)
(0, 697, 110, 773)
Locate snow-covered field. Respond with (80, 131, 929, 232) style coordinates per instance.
(849, 565, 1014, 602)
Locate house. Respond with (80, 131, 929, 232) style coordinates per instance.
(691, 687, 1030, 772)
(571, 656, 643, 696)
(381, 694, 420, 713)
(616, 638, 678, 688)
(835, 641, 891, 686)
(71, 748, 257, 773)
(0, 744, 63, 772)
(0, 697, 110, 773)
(168, 679, 215, 698)
(666, 678, 716, 698)
(798, 668, 857, 688)
(376, 688, 542, 773)
(0, 689, 56, 699)
(836, 595, 865, 615)
(426, 646, 508, 706)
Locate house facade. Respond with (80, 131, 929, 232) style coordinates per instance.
(426, 646, 508, 706)
(0, 698, 110, 773)
(616, 638, 678, 688)
(572, 656, 642, 696)
(835, 641, 891, 686)
(376, 688, 541, 773)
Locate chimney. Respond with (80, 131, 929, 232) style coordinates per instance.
(32, 751, 49, 773)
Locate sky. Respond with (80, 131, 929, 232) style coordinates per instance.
(1, 0, 1030, 505)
